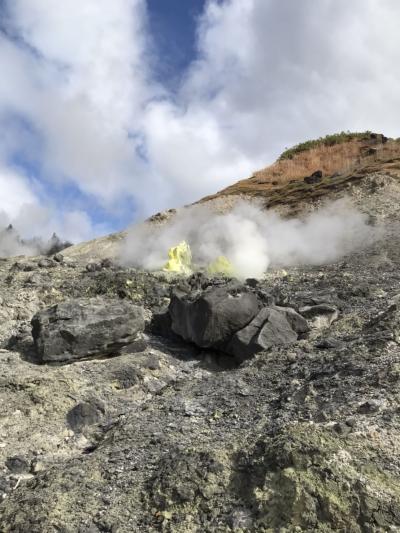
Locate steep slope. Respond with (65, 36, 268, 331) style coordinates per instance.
(201, 132, 400, 202)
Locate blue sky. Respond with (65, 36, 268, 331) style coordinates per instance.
(0, 0, 399, 246)
(147, 0, 205, 88)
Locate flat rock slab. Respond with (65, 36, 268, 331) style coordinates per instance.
(31, 297, 145, 363)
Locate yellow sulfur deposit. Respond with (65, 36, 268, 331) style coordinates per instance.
(207, 255, 235, 277)
(163, 241, 193, 274)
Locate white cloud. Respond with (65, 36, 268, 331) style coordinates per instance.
(0, 167, 37, 219)
(175, 0, 400, 158)
(0, 164, 95, 248)
(0, 0, 154, 207)
(0, 0, 400, 241)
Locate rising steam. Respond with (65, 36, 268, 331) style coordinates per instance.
(0, 225, 72, 258)
(120, 199, 377, 278)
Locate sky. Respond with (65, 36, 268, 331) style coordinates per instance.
(0, 0, 399, 244)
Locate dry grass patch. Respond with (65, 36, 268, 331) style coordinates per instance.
(200, 134, 400, 203)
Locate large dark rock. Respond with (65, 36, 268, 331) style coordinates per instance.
(169, 284, 260, 348)
(228, 306, 309, 361)
(31, 297, 145, 362)
(168, 284, 308, 360)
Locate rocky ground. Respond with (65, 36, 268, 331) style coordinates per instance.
(0, 170, 400, 531)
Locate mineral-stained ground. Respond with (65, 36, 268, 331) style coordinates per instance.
(0, 165, 400, 531)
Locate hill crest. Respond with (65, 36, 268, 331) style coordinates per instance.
(200, 132, 400, 210)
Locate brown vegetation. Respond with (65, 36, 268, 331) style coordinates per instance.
(200, 133, 400, 203)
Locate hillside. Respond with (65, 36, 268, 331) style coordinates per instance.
(61, 132, 400, 263)
(201, 131, 400, 214)
(1, 132, 400, 531)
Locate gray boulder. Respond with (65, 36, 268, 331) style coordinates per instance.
(31, 297, 145, 363)
(168, 284, 309, 361)
(228, 306, 309, 361)
(169, 285, 260, 348)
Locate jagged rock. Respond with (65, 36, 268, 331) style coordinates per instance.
(66, 401, 105, 431)
(24, 273, 43, 286)
(277, 305, 310, 334)
(37, 258, 57, 268)
(5, 456, 30, 474)
(366, 303, 400, 343)
(169, 284, 307, 359)
(100, 258, 113, 268)
(17, 262, 37, 272)
(304, 170, 323, 184)
(228, 306, 308, 361)
(85, 259, 113, 272)
(31, 297, 145, 362)
(86, 262, 101, 272)
(315, 337, 343, 349)
(53, 253, 64, 263)
(299, 303, 339, 328)
(169, 284, 260, 348)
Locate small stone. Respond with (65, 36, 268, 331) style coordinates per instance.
(22, 262, 37, 272)
(144, 354, 161, 370)
(38, 258, 57, 268)
(315, 338, 342, 349)
(300, 304, 339, 328)
(25, 273, 42, 286)
(120, 339, 147, 354)
(86, 262, 100, 272)
(245, 278, 259, 288)
(113, 366, 140, 389)
(358, 399, 383, 414)
(64, 258, 77, 268)
(53, 253, 64, 263)
(228, 509, 253, 529)
(101, 258, 113, 268)
(144, 378, 167, 395)
(5, 456, 30, 474)
(333, 422, 352, 436)
(66, 401, 105, 431)
(31, 459, 45, 473)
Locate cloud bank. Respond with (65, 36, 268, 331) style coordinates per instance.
(0, 0, 399, 245)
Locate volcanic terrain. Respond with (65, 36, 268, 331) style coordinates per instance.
(0, 133, 400, 532)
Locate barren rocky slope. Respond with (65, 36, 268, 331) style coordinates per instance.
(0, 137, 400, 531)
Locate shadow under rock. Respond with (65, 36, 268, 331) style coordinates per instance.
(7, 326, 241, 373)
(6, 335, 39, 364)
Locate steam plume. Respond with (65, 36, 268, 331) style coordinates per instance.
(0, 225, 72, 258)
(120, 200, 377, 278)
